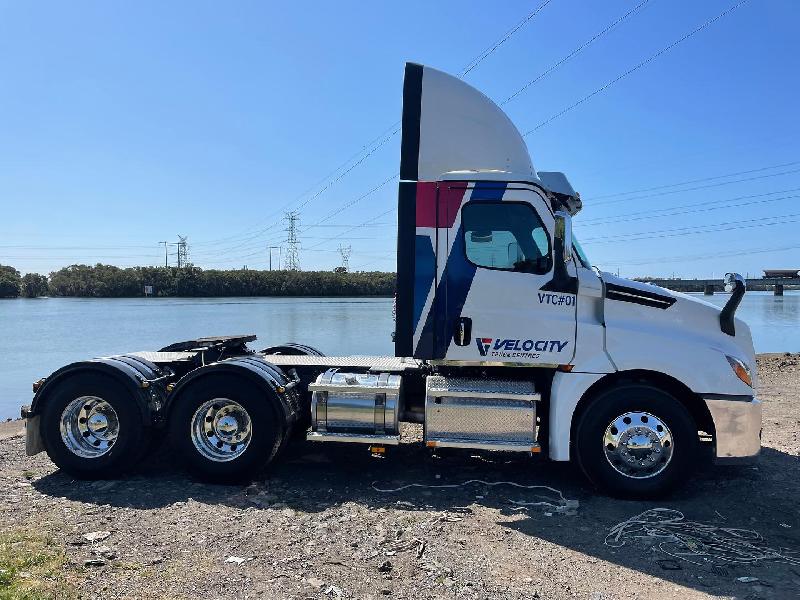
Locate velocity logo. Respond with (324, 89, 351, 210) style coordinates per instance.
(475, 337, 493, 356)
(475, 337, 570, 359)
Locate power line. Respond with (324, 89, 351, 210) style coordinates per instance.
(0, 244, 157, 250)
(190, 3, 558, 255)
(459, 0, 554, 77)
(592, 160, 800, 200)
(592, 167, 800, 208)
(522, 0, 749, 137)
(175, 2, 753, 271)
(579, 188, 800, 227)
(600, 242, 800, 268)
(294, 0, 743, 260)
(294, 133, 401, 213)
(302, 172, 398, 232)
(304, 208, 397, 252)
(190, 123, 403, 249)
(501, 0, 653, 105)
(581, 211, 800, 244)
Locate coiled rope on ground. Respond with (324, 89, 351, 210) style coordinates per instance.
(605, 508, 800, 567)
(372, 479, 578, 514)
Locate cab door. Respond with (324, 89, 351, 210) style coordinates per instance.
(439, 181, 577, 365)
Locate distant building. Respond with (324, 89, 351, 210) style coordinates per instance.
(763, 269, 800, 279)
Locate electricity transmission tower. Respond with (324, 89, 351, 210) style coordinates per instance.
(284, 211, 300, 271)
(338, 244, 352, 272)
(176, 236, 189, 268)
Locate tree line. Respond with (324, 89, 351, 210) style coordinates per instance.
(0, 264, 396, 298)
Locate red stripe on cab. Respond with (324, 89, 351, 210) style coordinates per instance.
(415, 181, 467, 228)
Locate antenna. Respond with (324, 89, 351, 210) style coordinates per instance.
(284, 211, 300, 271)
(337, 244, 352, 272)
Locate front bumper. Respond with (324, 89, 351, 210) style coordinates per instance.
(704, 395, 762, 463)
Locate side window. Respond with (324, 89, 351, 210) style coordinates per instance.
(462, 202, 551, 273)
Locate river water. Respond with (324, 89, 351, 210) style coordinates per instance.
(0, 292, 797, 419)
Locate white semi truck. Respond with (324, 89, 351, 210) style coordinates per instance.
(21, 64, 761, 497)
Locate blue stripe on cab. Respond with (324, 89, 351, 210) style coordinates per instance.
(412, 234, 436, 357)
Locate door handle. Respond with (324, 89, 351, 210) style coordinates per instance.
(454, 317, 472, 346)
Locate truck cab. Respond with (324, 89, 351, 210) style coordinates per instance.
(22, 63, 761, 498)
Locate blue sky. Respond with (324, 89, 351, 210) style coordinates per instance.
(0, 0, 798, 278)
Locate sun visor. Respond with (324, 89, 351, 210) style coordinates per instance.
(399, 63, 536, 182)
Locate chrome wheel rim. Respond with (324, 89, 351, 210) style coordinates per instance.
(191, 398, 252, 462)
(60, 396, 120, 458)
(603, 411, 673, 479)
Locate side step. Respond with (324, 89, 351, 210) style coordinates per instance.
(306, 432, 400, 445)
(425, 376, 541, 453)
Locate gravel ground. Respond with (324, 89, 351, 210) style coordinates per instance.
(1, 354, 798, 599)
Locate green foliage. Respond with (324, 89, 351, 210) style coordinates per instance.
(45, 264, 396, 297)
(20, 273, 49, 298)
(0, 529, 76, 599)
(0, 265, 21, 298)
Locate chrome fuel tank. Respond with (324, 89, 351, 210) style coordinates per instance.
(308, 369, 401, 440)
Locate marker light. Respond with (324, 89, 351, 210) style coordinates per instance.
(726, 355, 753, 387)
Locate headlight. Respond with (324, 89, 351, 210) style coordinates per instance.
(726, 355, 753, 387)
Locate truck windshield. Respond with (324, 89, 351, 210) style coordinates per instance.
(573, 236, 592, 268)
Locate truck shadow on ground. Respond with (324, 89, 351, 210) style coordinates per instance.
(33, 443, 800, 598)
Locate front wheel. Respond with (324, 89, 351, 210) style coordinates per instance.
(168, 376, 284, 483)
(574, 383, 698, 498)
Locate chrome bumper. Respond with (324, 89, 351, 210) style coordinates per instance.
(704, 395, 762, 463)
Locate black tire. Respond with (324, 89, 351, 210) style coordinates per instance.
(167, 376, 285, 484)
(40, 373, 149, 479)
(574, 383, 698, 498)
(262, 343, 325, 356)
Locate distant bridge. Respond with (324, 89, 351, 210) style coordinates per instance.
(642, 278, 800, 296)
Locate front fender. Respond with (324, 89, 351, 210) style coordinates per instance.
(549, 371, 604, 461)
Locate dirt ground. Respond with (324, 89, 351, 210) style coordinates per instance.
(1, 354, 798, 600)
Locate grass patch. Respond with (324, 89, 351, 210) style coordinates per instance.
(0, 530, 76, 599)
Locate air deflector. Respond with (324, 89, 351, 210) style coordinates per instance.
(399, 63, 536, 182)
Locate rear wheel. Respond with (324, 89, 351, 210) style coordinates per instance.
(574, 383, 697, 498)
(40, 373, 148, 479)
(168, 376, 284, 483)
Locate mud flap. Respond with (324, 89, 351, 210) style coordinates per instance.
(25, 416, 44, 456)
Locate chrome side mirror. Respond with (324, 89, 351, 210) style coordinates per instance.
(554, 211, 573, 263)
